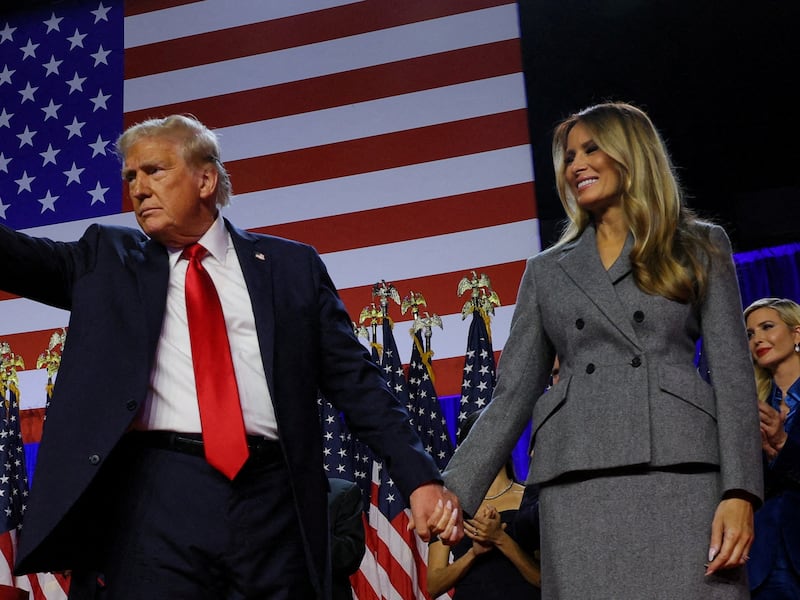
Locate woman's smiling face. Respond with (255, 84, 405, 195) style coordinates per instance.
(746, 306, 800, 371)
(564, 122, 623, 216)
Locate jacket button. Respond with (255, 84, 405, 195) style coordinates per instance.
(126, 400, 138, 411)
(575, 318, 585, 330)
(585, 363, 595, 374)
(633, 310, 644, 323)
(88, 454, 101, 466)
(631, 356, 642, 368)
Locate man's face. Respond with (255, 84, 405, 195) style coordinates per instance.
(123, 136, 218, 247)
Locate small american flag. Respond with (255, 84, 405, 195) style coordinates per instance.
(0, 382, 68, 599)
(407, 330, 453, 471)
(359, 315, 432, 600)
(458, 309, 497, 438)
(0, 385, 29, 545)
(319, 395, 357, 480)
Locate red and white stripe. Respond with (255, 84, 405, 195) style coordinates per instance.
(355, 462, 452, 600)
(0, 531, 69, 600)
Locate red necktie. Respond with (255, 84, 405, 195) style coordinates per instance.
(182, 243, 249, 479)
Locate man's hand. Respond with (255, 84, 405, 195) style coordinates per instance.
(407, 482, 463, 544)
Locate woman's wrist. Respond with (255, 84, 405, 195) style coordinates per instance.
(490, 529, 510, 547)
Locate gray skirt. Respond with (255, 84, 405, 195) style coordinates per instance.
(537, 468, 749, 600)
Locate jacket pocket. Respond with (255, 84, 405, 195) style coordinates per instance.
(658, 363, 717, 420)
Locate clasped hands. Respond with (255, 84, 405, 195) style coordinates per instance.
(759, 402, 788, 459)
(463, 505, 504, 555)
(407, 482, 463, 544)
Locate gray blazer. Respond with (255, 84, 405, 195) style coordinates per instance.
(444, 222, 763, 515)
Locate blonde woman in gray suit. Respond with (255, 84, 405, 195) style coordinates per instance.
(443, 102, 763, 599)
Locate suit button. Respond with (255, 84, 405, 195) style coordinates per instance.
(88, 454, 101, 466)
(575, 318, 585, 330)
(126, 400, 137, 411)
(586, 363, 595, 374)
(631, 356, 642, 368)
(633, 310, 644, 323)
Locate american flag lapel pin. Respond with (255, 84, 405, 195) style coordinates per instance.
(255, 252, 266, 261)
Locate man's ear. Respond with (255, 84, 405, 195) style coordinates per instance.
(198, 164, 219, 200)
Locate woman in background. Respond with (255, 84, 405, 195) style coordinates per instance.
(427, 409, 540, 599)
(744, 297, 800, 599)
(443, 101, 762, 598)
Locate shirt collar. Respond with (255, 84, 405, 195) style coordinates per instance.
(167, 215, 229, 268)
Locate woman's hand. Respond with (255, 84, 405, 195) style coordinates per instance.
(463, 505, 505, 554)
(705, 497, 754, 576)
(759, 402, 787, 459)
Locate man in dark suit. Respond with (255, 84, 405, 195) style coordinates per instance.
(327, 478, 366, 600)
(2, 115, 461, 599)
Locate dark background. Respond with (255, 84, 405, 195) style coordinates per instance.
(519, 0, 800, 253)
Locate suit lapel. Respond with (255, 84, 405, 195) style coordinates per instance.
(127, 238, 169, 356)
(226, 221, 276, 393)
(558, 226, 642, 349)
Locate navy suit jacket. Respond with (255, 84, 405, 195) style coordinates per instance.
(0, 219, 440, 596)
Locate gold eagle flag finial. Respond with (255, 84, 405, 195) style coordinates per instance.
(37, 328, 67, 404)
(457, 271, 501, 339)
(402, 290, 442, 382)
(371, 280, 401, 318)
(370, 281, 401, 359)
(359, 302, 384, 357)
(0, 342, 25, 405)
(353, 321, 370, 343)
(412, 311, 444, 337)
(401, 290, 427, 320)
(410, 310, 443, 384)
(37, 327, 67, 381)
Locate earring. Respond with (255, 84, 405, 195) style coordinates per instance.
(795, 343, 800, 353)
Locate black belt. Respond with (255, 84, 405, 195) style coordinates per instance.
(126, 431, 282, 465)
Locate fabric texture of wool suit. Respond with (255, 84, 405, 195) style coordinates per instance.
(0, 219, 440, 598)
(443, 222, 763, 599)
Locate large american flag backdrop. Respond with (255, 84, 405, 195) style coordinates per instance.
(1, 0, 538, 596)
(2, 0, 539, 415)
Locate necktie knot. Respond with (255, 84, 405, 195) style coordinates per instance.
(182, 243, 208, 262)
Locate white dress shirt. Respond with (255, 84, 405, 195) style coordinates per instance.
(134, 216, 278, 439)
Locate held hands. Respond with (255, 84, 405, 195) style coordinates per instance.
(407, 482, 463, 544)
(705, 497, 754, 576)
(759, 402, 787, 459)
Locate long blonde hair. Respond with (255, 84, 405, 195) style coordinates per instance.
(744, 297, 800, 402)
(551, 102, 718, 304)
